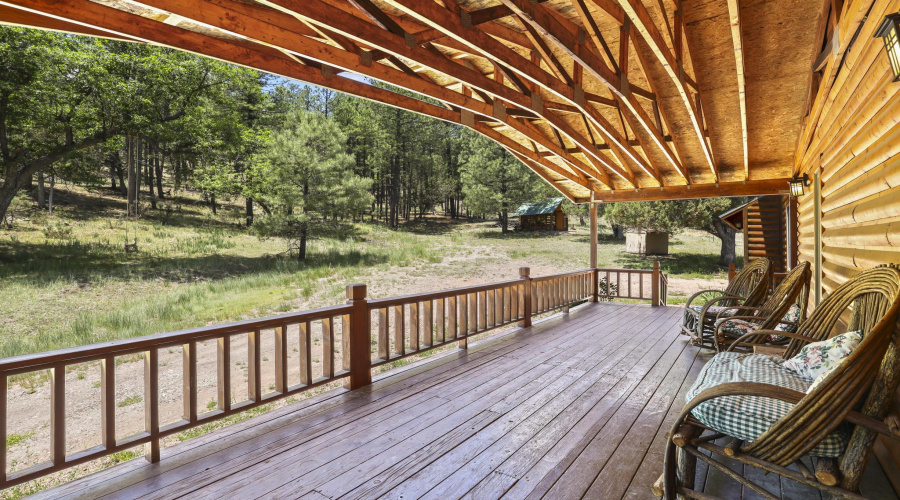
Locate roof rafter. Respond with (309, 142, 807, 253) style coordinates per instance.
(369, 0, 645, 186)
(497, 0, 679, 185)
(275, 0, 634, 187)
(726, 0, 749, 180)
(616, 0, 719, 180)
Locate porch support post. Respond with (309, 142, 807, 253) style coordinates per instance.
(590, 197, 599, 302)
(651, 261, 661, 307)
(344, 284, 372, 390)
(518, 267, 532, 328)
(813, 170, 823, 305)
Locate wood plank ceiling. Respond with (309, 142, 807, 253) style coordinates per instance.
(0, 0, 825, 203)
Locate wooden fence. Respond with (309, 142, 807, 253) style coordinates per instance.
(0, 264, 666, 489)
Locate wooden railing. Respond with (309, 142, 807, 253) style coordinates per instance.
(596, 262, 667, 305)
(0, 264, 666, 489)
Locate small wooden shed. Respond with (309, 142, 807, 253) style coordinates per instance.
(513, 198, 568, 231)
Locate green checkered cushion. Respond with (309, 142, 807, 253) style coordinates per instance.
(715, 304, 803, 341)
(686, 352, 847, 457)
(715, 318, 760, 337)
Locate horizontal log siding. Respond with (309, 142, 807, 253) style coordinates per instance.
(796, 0, 900, 490)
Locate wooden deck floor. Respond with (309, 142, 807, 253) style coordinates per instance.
(31, 303, 898, 499)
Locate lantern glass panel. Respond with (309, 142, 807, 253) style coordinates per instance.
(887, 26, 900, 80)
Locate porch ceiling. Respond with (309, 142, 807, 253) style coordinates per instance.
(0, 0, 824, 202)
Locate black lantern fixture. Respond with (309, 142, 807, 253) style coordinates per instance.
(789, 173, 810, 197)
(875, 13, 900, 81)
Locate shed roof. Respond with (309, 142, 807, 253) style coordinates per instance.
(719, 198, 759, 231)
(513, 198, 564, 217)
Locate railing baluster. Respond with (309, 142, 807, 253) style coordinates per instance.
(0, 373, 5, 484)
(144, 348, 160, 462)
(377, 309, 388, 361)
(393, 305, 405, 356)
(323, 317, 334, 379)
(467, 293, 477, 335)
(486, 289, 494, 327)
(448, 296, 457, 340)
(101, 356, 115, 449)
(459, 294, 468, 348)
(183, 341, 197, 422)
(409, 303, 419, 352)
(300, 321, 312, 385)
(218, 335, 231, 411)
(436, 298, 445, 343)
(51, 365, 65, 465)
(423, 300, 433, 348)
(477, 292, 485, 331)
(628, 272, 633, 298)
(248, 331, 261, 402)
(275, 325, 287, 393)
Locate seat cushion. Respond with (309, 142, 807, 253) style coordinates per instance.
(689, 304, 732, 316)
(715, 318, 759, 337)
(686, 352, 847, 457)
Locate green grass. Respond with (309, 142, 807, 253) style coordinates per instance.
(5, 431, 33, 450)
(117, 395, 142, 407)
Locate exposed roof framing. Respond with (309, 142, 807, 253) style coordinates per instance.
(1, 0, 824, 203)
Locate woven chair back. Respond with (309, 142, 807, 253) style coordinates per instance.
(741, 265, 900, 468)
(724, 258, 771, 308)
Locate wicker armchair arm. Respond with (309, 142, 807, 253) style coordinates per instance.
(683, 289, 740, 308)
(698, 295, 748, 322)
(725, 330, 818, 352)
(716, 304, 774, 320)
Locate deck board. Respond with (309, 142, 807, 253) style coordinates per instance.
(27, 303, 898, 500)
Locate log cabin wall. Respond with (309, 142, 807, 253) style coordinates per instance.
(794, 0, 900, 488)
(746, 196, 788, 274)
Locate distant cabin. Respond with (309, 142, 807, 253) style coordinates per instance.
(513, 198, 568, 231)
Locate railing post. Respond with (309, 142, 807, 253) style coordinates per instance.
(345, 284, 372, 390)
(518, 267, 532, 327)
(591, 268, 599, 302)
(728, 262, 736, 282)
(651, 261, 661, 307)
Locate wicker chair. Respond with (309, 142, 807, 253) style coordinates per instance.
(680, 258, 771, 350)
(655, 264, 900, 499)
(712, 261, 811, 353)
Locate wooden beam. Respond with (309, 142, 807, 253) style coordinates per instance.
(629, 30, 691, 183)
(495, 0, 673, 185)
(593, 179, 791, 203)
(0, 4, 137, 41)
(726, 0, 749, 180)
(617, 0, 719, 180)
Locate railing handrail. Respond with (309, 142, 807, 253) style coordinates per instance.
(529, 268, 594, 282)
(367, 278, 524, 308)
(0, 303, 354, 374)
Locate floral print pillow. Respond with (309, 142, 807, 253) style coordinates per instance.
(783, 330, 862, 380)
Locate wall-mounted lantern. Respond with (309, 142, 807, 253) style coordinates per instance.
(789, 173, 810, 197)
(875, 13, 900, 81)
